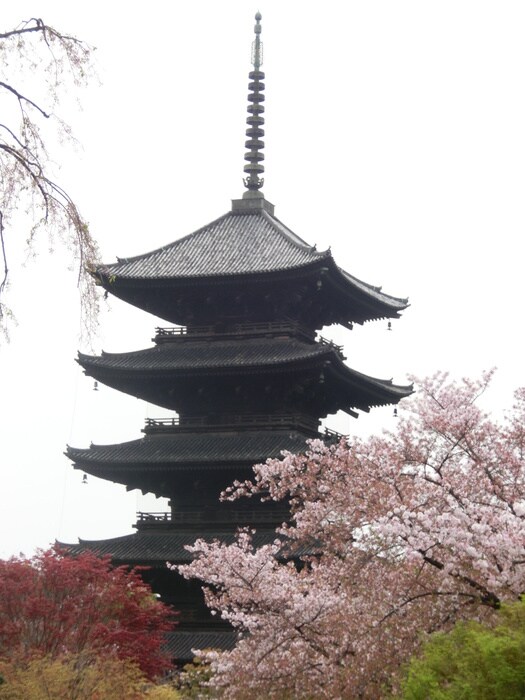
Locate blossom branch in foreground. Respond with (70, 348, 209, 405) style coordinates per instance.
(172, 371, 525, 699)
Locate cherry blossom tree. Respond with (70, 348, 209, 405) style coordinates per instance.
(0, 18, 100, 339)
(175, 371, 525, 699)
(0, 548, 175, 680)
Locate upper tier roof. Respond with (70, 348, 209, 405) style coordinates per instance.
(78, 335, 331, 373)
(95, 206, 408, 326)
(101, 209, 329, 279)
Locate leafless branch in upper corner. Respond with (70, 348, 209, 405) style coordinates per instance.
(0, 17, 101, 342)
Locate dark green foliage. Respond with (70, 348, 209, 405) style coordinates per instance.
(397, 600, 525, 699)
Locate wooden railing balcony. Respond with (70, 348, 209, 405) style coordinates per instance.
(154, 321, 346, 359)
(323, 426, 346, 442)
(317, 335, 346, 358)
(143, 413, 321, 435)
(135, 507, 290, 528)
(142, 414, 346, 443)
(137, 511, 171, 523)
(154, 321, 315, 343)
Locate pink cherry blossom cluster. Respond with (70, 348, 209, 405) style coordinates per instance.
(170, 371, 525, 699)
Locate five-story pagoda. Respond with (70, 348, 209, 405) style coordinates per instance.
(65, 14, 411, 662)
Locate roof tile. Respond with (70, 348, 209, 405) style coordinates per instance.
(98, 209, 407, 311)
(101, 211, 328, 279)
(67, 429, 313, 468)
(164, 629, 237, 660)
(59, 529, 278, 564)
(79, 336, 331, 373)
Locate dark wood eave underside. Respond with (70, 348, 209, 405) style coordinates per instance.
(97, 260, 408, 327)
(77, 340, 413, 413)
(97, 258, 408, 308)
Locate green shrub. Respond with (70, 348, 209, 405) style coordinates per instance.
(397, 600, 525, 700)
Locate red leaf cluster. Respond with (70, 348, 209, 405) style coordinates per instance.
(0, 548, 175, 679)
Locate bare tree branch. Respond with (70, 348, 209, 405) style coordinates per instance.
(0, 17, 100, 341)
(0, 81, 50, 118)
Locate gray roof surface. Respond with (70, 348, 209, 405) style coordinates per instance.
(98, 209, 407, 310)
(100, 210, 329, 279)
(67, 429, 313, 468)
(78, 336, 331, 373)
(164, 629, 237, 661)
(59, 529, 278, 564)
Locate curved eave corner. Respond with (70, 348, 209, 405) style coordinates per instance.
(357, 371, 414, 403)
(333, 358, 414, 407)
(76, 352, 99, 377)
(55, 535, 137, 561)
(379, 381, 414, 403)
(331, 264, 409, 318)
(65, 444, 91, 464)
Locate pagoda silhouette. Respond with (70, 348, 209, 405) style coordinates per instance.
(64, 14, 411, 662)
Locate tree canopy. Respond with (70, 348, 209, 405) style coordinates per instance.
(0, 548, 175, 680)
(0, 18, 100, 339)
(174, 371, 525, 699)
(396, 599, 525, 700)
(0, 654, 185, 699)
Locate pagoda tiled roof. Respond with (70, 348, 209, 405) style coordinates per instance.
(67, 428, 314, 472)
(96, 209, 407, 312)
(58, 529, 278, 565)
(164, 629, 237, 661)
(78, 335, 412, 414)
(78, 336, 333, 373)
(100, 210, 328, 279)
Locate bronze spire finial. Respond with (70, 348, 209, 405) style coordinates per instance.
(243, 12, 265, 193)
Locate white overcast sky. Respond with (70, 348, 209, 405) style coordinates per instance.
(1, 1, 525, 557)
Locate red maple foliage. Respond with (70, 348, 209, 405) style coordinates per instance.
(0, 548, 175, 679)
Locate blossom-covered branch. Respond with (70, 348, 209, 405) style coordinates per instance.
(173, 371, 525, 698)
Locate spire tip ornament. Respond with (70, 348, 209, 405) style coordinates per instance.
(251, 12, 263, 69)
(232, 12, 274, 212)
(243, 12, 265, 194)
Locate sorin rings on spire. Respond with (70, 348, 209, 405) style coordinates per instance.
(243, 12, 265, 192)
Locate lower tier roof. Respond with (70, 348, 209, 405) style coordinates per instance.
(58, 528, 278, 566)
(67, 428, 315, 472)
(67, 427, 320, 498)
(164, 629, 237, 663)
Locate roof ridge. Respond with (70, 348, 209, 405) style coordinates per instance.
(260, 209, 330, 256)
(105, 210, 234, 266)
